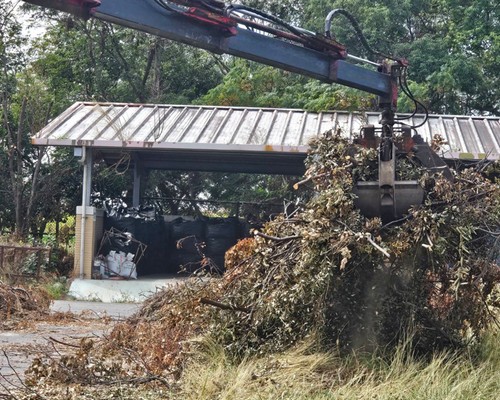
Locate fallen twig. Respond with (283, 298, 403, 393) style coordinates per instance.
(357, 233, 390, 258)
(293, 173, 328, 190)
(1, 350, 47, 400)
(254, 231, 300, 242)
(2, 351, 24, 391)
(48, 336, 81, 348)
(200, 298, 250, 313)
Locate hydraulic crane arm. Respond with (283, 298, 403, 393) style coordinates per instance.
(25, 0, 434, 223)
(24, 0, 395, 104)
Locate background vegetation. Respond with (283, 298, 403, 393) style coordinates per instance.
(0, 0, 499, 244)
(0, 2, 498, 398)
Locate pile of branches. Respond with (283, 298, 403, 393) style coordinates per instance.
(110, 133, 498, 365)
(28, 132, 500, 384)
(0, 282, 52, 323)
(202, 132, 500, 356)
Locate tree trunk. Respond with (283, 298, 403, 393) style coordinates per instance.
(14, 97, 27, 238)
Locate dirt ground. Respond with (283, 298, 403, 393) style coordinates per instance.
(0, 301, 139, 392)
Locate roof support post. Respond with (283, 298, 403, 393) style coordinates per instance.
(79, 147, 93, 279)
(132, 152, 142, 208)
(81, 147, 93, 208)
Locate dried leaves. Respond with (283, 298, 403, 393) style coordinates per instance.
(0, 283, 52, 326)
(26, 131, 500, 389)
(109, 132, 499, 365)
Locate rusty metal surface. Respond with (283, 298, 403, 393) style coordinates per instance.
(33, 102, 500, 160)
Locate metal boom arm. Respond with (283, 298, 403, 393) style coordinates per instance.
(24, 0, 394, 103)
(25, 0, 429, 223)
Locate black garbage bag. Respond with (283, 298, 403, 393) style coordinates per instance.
(170, 217, 206, 246)
(164, 217, 206, 273)
(104, 200, 167, 275)
(205, 217, 239, 239)
(204, 217, 240, 270)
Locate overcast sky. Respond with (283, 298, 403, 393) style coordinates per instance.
(9, 0, 48, 44)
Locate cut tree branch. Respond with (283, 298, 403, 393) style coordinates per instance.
(293, 173, 327, 190)
(254, 231, 301, 242)
(200, 297, 250, 313)
(48, 337, 81, 348)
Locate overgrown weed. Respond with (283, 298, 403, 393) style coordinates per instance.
(179, 327, 500, 400)
(42, 276, 69, 300)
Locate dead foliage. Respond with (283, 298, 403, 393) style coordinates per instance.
(25, 337, 168, 388)
(26, 132, 500, 389)
(107, 280, 218, 377)
(0, 282, 52, 327)
(114, 132, 499, 360)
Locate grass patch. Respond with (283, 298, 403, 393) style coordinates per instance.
(178, 329, 500, 400)
(43, 277, 69, 300)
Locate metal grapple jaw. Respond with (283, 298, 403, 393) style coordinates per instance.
(353, 108, 425, 224)
(353, 140, 424, 223)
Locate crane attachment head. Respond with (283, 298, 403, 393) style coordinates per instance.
(351, 62, 426, 223)
(352, 117, 425, 224)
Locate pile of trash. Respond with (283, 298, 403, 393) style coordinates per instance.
(94, 250, 138, 280)
(94, 228, 146, 279)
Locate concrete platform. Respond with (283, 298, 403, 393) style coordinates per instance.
(68, 275, 188, 303)
(51, 299, 141, 317)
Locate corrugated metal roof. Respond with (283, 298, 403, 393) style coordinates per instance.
(34, 102, 500, 161)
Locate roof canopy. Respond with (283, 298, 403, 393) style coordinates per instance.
(33, 102, 500, 175)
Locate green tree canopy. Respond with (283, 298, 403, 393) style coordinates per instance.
(2, 0, 499, 239)
(200, 0, 499, 115)
(30, 17, 225, 112)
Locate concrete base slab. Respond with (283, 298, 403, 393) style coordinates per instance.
(68, 276, 187, 303)
(51, 300, 141, 318)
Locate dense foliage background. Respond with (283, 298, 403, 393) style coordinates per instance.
(0, 0, 499, 239)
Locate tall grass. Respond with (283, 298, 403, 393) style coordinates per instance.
(179, 329, 500, 400)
